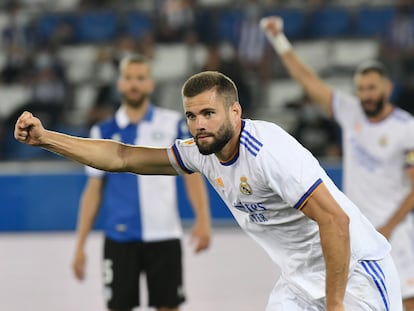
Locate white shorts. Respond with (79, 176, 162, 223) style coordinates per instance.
(265, 254, 402, 311)
(389, 217, 414, 299)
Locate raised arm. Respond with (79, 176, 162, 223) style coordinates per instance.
(14, 111, 177, 175)
(302, 183, 350, 311)
(260, 17, 333, 115)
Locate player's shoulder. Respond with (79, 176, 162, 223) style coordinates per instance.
(244, 119, 291, 142)
(391, 106, 414, 124)
(93, 116, 117, 136)
(153, 106, 182, 119)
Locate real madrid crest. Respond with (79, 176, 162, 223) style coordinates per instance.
(239, 176, 252, 195)
(378, 135, 387, 147)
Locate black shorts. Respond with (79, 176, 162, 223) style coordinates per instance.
(103, 237, 185, 310)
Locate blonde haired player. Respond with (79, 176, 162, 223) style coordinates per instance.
(15, 71, 402, 310)
(260, 16, 414, 310)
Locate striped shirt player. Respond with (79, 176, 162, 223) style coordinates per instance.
(87, 104, 189, 241)
(86, 104, 190, 308)
(332, 90, 414, 299)
(168, 119, 401, 311)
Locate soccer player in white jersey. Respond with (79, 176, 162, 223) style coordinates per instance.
(260, 16, 414, 310)
(15, 71, 402, 311)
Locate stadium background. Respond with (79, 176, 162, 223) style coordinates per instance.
(0, 0, 411, 310)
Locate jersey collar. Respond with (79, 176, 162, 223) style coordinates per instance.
(115, 104, 155, 129)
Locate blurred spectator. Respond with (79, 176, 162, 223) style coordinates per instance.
(136, 31, 156, 60)
(237, 0, 269, 79)
(380, 0, 414, 82)
(0, 1, 34, 84)
(202, 43, 253, 116)
(236, 0, 272, 108)
(5, 50, 68, 131)
(155, 0, 195, 42)
(288, 93, 341, 159)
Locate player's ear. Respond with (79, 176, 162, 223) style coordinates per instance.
(231, 101, 242, 117)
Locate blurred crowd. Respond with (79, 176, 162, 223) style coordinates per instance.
(0, 0, 412, 161)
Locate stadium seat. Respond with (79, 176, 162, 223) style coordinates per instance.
(125, 12, 152, 39)
(35, 13, 75, 44)
(151, 44, 190, 82)
(294, 39, 331, 74)
(354, 6, 395, 37)
(58, 45, 98, 84)
(75, 12, 118, 43)
(330, 39, 380, 72)
(308, 8, 351, 38)
(0, 85, 30, 119)
(218, 9, 244, 45)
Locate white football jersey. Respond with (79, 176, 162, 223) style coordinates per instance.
(167, 119, 390, 299)
(332, 91, 414, 227)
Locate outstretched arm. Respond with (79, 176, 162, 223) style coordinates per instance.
(302, 183, 350, 311)
(260, 17, 334, 115)
(15, 111, 177, 175)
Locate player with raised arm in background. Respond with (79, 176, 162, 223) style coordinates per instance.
(71, 54, 211, 311)
(260, 16, 414, 310)
(15, 71, 402, 311)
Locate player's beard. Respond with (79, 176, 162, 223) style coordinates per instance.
(361, 95, 385, 118)
(122, 90, 148, 109)
(195, 122, 234, 155)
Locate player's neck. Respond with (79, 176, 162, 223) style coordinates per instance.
(367, 102, 394, 123)
(124, 100, 150, 124)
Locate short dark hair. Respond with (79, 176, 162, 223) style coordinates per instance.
(354, 60, 388, 78)
(118, 54, 149, 71)
(182, 71, 239, 106)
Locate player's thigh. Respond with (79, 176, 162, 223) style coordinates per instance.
(144, 239, 185, 307)
(265, 277, 324, 311)
(103, 237, 142, 309)
(346, 255, 402, 311)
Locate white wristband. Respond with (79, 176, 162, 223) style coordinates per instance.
(269, 33, 292, 55)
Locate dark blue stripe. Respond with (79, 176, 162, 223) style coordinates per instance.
(367, 261, 388, 296)
(372, 261, 385, 279)
(293, 178, 322, 209)
(360, 261, 389, 311)
(220, 149, 240, 166)
(172, 144, 194, 174)
(242, 129, 263, 147)
(240, 140, 258, 157)
(240, 135, 260, 152)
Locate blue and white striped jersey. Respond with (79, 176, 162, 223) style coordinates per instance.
(86, 104, 189, 242)
(168, 119, 390, 299)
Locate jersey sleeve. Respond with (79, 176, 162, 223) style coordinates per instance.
(85, 125, 105, 178)
(332, 90, 362, 129)
(167, 138, 201, 175)
(261, 127, 324, 210)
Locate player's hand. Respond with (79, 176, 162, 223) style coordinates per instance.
(260, 16, 284, 39)
(190, 220, 211, 253)
(14, 111, 45, 145)
(72, 249, 87, 281)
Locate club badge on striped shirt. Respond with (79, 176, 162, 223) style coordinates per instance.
(239, 176, 252, 195)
